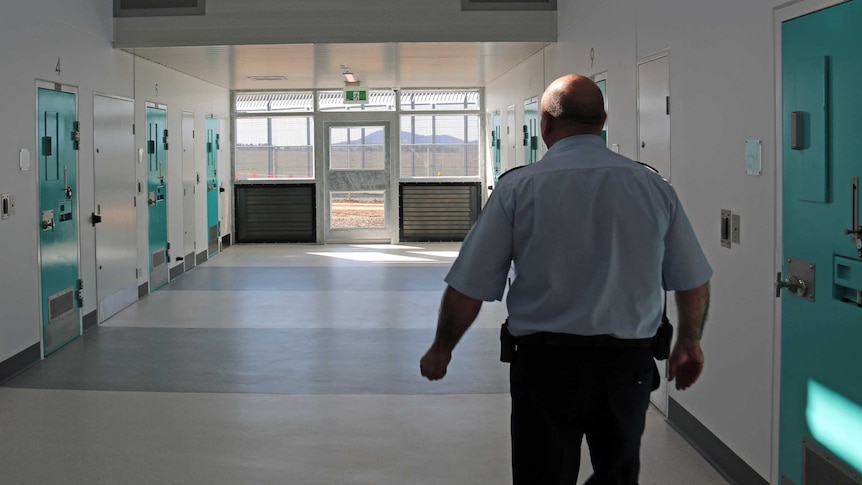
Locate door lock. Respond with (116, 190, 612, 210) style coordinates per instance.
(775, 258, 816, 302)
(775, 272, 808, 298)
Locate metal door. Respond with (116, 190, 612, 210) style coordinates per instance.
(506, 104, 516, 169)
(206, 117, 219, 257)
(182, 110, 196, 270)
(524, 97, 539, 165)
(321, 117, 394, 243)
(638, 55, 671, 180)
(37, 86, 81, 355)
(492, 111, 502, 185)
(146, 105, 169, 291)
(780, 3, 862, 482)
(93, 94, 136, 322)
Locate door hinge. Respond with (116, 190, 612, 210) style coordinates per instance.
(72, 121, 81, 150)
(666, 96, 670, 115)
(132, 124, 136, 135)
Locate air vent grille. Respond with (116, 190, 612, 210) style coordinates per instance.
(462, 0, 555, 11)
(114, 0, 205, 17)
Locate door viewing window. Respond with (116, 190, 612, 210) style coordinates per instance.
(329, 126, 385, 170)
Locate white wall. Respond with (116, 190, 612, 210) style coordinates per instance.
(486, 0, 786, 479)
(0, 0, 229, 365)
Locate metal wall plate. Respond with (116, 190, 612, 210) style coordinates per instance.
(787, 257, 816, 302)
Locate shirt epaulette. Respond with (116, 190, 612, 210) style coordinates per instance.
(498, 165, 527, 181)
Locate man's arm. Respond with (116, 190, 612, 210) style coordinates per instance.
(420, 285, 483, 381)
(668, 281, 710, 390)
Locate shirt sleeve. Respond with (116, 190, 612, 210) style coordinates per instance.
(444, 188, 514, 301)
(662, 192, 713, 291)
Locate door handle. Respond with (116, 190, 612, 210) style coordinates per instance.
(844, 176, 862, 257)
(775, 272, 809, 298)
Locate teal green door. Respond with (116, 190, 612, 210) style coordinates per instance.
(524, 98, 539, 165)
(206, 118, 219, 257)
(492, 112, 502, 184)
(781, 2, 862, 482)
(147, 107, 169, 291)
(38, 88, 81, 355)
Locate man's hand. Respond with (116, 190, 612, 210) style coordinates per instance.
(668, 341, 704, 391)
(419, 286, 483, 381)
(420, 347, 452, 381)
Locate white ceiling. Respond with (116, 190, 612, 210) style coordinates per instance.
(127, 42, 548, 91)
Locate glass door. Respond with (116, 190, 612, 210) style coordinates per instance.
(321, 118, 394, 243)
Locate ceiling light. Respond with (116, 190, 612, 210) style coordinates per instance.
(247, 75, 287, 81)
(343, 72, 357, 83)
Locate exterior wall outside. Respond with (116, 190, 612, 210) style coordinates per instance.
(486, 0, 790, 480)
(0, 0, 229, 366)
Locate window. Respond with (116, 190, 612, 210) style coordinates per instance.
(329, 126, 386, 171)
(236, 93, 314, 113)
(400, 115, 480, 177)
(400, 90, 480, 111)
(318, 90, 396, 112)
(235, 116, 314, 180)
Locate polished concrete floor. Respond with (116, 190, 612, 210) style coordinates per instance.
(0, 244, 728, 484)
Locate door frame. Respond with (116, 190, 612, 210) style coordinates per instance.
(35, 79, 82, 356)
(771, 1, 849, 481)
(314, 112, 399, 244)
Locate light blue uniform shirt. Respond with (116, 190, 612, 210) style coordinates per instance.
(445, 135, 712, 339)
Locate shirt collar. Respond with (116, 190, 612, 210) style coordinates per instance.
(546, 134, 606, 155)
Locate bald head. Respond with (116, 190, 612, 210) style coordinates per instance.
(540, 74, 606, 147)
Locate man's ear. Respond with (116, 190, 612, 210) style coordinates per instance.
(540, 112, 553, 143)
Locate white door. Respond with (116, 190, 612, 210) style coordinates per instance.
(182, 110, 196, 269)
(638, 55, 671, 181)
(93, 94, 137, 322)
(638, 54, 672, 414)
(507, 104, 516, 170)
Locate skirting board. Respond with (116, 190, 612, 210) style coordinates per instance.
(667, 397, 768, 485)
(83, 310, 98, 333)
(0, 343, 40, 385)
(170, 263, 184, 280)
(196, 251, 208, 265)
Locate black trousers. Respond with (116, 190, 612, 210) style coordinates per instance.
(510, 341, 657, 485)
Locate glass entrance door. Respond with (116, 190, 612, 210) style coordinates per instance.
(322, 119, 394, 243)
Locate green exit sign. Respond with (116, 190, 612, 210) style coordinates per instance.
(344, 89, 368, 103)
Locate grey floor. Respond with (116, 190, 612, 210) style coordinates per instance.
(0, 243, 728, 484)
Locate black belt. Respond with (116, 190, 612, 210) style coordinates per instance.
(516, 331, 655, 348)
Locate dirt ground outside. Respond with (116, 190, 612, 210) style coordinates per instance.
(331, 198, 385, 228)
